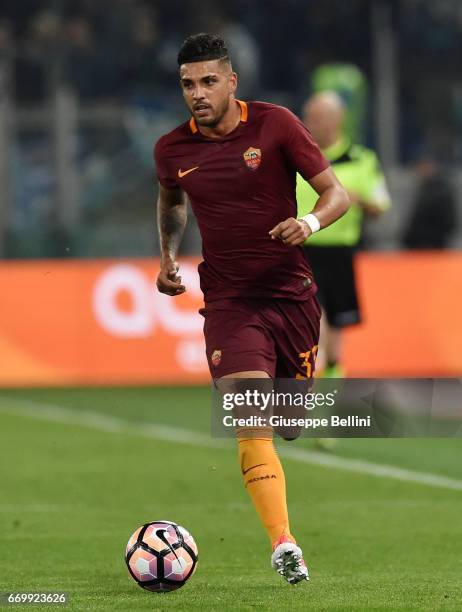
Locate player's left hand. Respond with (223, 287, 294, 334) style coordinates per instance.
(269, 217, 311, 246)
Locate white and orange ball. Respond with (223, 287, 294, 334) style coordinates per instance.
(125, 520, 198, 592)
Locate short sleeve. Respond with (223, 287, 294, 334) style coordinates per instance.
(276, 107, 330, 180)
(154, 137, 179, 189)
(360, 150, 392, 211)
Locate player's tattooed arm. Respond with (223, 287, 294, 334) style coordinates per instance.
(156, 183, 188, 296)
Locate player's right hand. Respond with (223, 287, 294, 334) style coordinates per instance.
(156, 259, 186, 296)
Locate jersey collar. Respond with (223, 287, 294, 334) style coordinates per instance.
(323, 136, 351, 161)
(189, 99, 248, 134)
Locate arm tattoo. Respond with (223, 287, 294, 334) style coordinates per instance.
(157, 194, 187, 261)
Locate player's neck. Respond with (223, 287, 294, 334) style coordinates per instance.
(197, 98, 242, 139)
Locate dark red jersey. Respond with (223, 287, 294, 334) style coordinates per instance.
(154, 100, 329, 302)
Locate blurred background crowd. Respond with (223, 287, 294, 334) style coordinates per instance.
(0, 0, 461, 258)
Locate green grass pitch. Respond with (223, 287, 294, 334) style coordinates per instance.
(0, 386, 461, 611)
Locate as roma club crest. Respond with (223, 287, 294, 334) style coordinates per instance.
(243, 147, 262, 171)
(211, 349, 222, 367)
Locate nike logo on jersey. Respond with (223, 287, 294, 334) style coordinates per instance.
(242, 463, 267, 476)
(178, 166, 199, 178)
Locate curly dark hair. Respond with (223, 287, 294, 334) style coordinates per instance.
(177, 33, 230, 66)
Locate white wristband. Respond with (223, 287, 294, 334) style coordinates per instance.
(300, 213, 321, 234)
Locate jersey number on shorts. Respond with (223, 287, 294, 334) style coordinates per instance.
(297, 345, 319, 379)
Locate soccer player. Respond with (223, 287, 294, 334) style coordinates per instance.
(155, 34, 349, 584)
(297, 91, 391, 377)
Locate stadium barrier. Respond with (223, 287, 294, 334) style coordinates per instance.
(0, 252, 460, 386)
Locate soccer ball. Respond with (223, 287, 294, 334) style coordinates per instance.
(125, 520, 198, 592)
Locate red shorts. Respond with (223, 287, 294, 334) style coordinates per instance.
(200, 296, 321, 379)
